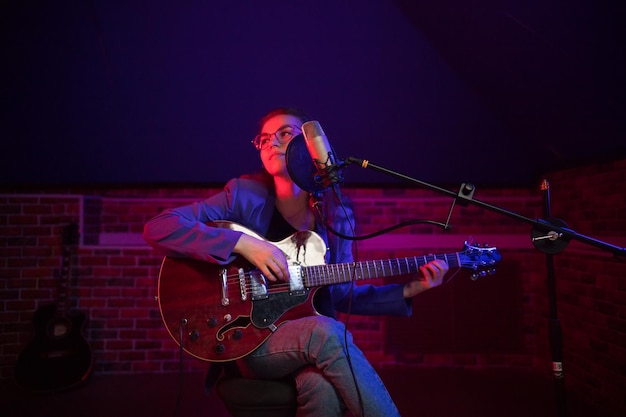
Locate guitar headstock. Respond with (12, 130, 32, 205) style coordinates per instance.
(459, 242, 501, 280)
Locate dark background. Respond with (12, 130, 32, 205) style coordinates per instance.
(2, 0, 624, 188)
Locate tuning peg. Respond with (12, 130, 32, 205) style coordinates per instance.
(470, 272, 484, 281)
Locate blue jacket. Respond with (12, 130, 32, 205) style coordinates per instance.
(143, 176, 411, 317)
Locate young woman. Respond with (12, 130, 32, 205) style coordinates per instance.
(143, 107, 449, 416)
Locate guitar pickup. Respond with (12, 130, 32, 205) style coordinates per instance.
(288, 264, 305, 294)
(238, 268, 247, 301)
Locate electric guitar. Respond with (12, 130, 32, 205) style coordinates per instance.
(15, 223, 93, 392)
(157, 221, 501, 362)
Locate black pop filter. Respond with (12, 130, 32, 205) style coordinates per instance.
(285, 134, 326, 193)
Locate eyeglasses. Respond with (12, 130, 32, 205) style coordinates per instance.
(252, 124, 301, 151)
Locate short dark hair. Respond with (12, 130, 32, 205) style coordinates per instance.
(257, 107, 313, 132)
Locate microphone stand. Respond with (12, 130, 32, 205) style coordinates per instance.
(343, 157, 625, 255)
(539, 179, 566, 417)
(341, 156, 626, 417)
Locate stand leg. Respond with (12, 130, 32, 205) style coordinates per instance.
(541, 179, 567, 417)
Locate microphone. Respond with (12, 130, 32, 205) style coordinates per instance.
(301, 121, 343, 191)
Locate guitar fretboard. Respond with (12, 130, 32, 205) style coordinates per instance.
(302, 253, 461, 286)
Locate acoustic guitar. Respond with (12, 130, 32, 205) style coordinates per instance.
(157, 221, 501, 362)
(15, 223, 93, 392)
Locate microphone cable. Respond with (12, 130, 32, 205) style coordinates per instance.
(312, 188, 365, 417)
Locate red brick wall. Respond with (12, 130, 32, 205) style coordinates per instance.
(1, 158, 625, 415)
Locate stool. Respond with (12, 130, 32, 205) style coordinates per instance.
(216, 376, 298, 417)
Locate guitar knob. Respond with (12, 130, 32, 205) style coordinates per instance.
(233, 330, 243, 340)
(207, 317, 218, 328)
(189, 330, 200, 341)
(214, 344, 226, 354)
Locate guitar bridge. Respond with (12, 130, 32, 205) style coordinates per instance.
(219, 268, 229, 306)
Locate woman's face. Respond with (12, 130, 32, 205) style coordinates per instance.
(257, 113, 303, 178)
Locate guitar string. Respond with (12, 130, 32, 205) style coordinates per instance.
(220, 249, 492, 295)
(222, 253, 453, 292)
(219, 250, 456, 282)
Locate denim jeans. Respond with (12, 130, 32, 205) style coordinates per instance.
(238, 316, 401, 417)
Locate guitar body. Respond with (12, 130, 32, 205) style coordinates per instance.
(158, 223, 328, 362)
(157, 221, 501, 362)
(15, 304, 93, 392)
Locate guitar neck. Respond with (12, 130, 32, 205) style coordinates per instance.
(57, 224, 79, 317)
(56, 245, 73, 317)
(302, 252, 460, 286)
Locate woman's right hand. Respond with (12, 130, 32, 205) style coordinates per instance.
(233, 234, 289, 282)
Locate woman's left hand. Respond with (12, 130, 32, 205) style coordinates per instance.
(403, 259, 449, 298)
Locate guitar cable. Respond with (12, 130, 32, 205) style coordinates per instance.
(313, 190, 366, 417)
(314, 189, 459, 417)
